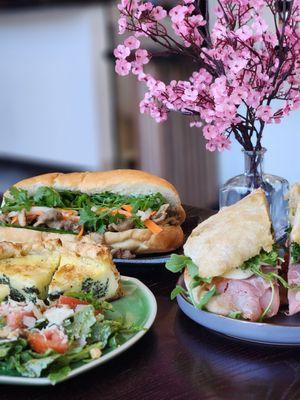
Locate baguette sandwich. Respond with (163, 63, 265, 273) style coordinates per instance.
(0, 170, 185, 257)
(166, 189, 282, 321)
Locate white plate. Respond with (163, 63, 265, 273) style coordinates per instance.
(176, 275, 300, 346)
(0, 276, 157, 385)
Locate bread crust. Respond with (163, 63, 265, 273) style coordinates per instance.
(0, 225, 184, 255)
(7, 170, 185, 221)
(184, 189, 274, 278)
(104, 225, 184, 254)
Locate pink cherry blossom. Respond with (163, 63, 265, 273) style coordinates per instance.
(182, 88, 198, 102)
(151, 6, 167, 21)
(118, 16, 127, 34)
(135, 49, 150, 65)
(115, 59, 131, 76)
(124, 36, 140, 50)
(203, 125, 219, 140)
(206, 141, 217, 152)
(114, 44, 130, 59)
(256, 105, 273, 123)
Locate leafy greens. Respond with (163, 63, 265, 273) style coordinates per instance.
(1, 186, 167, 233)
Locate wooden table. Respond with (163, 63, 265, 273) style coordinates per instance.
(3, 207, 300, 400)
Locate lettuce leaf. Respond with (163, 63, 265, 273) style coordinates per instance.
(65, 305, 96, 341)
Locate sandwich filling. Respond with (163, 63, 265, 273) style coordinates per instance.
(166, 247, 284, 321)
(0, 186, 181, 237)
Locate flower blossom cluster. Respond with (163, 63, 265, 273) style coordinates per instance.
(115, 0, 300, 152)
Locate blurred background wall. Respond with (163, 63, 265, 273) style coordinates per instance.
(0, 1, 298, 208)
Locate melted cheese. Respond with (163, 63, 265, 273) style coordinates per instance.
(48, 254, 119, 300)
(222, 268, 254, 280)
(0, 284, 10, 302)
(0, 254, 60, 300)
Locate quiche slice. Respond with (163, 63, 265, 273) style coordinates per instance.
(0, 241, 60, 302)
(48, 241, 123, 301)
(0, 239, 122, 303)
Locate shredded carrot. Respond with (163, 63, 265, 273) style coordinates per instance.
(121, 204, 133, 213)
(118, 209, 132, 218)
(61, 210, 76, 217)
(77, 225, 84, 238)
(144, 219, 163, 234)
(111, 209, 132, 218)
(150, 211, 157, 216)
(11, 216, 18, 224)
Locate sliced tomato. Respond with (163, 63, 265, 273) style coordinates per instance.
(6, 310, 34, 329)
(58, 295, 88, 309)
(27, 329, 69, 354)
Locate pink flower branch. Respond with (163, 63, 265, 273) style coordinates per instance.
(115, 0, 300, 152)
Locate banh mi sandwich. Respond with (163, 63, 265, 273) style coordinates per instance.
(286, 184, 300, 315)
(0, 170, 185, 258)
(166, 189, 284, 321)
(0, 239, 122, 303)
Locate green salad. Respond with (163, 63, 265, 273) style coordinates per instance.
(0, 291, 141, 383)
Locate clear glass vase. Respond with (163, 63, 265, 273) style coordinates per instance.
(219, 148, 289, 240)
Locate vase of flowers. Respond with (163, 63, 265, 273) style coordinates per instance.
(219, 148, 289, 238)
(114, 0, 300, 236)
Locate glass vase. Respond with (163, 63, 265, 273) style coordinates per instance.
(219, 148, 289, 240)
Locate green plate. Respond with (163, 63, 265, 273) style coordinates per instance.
(0, 276, 157, 386)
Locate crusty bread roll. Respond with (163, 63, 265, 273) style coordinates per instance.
(0, 225, 184, 255)
(183, 189, 273, 278)
(5, 170, 185, 223)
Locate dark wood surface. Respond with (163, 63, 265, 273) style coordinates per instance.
(2, 207, 300, 400)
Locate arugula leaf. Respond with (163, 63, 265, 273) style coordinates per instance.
(228, 311, 242, 319)
(33, 187, 63, 208)
(259, 247, 279, 266)
(196, 285, 216, 310)
(291, 242, 300, 264)
(170, 285, 187, 300)
(166, 254, 199, 278)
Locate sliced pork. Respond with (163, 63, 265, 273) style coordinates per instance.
(287, 263, 300, 315)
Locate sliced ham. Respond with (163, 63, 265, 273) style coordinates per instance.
(287, 263, 300, 315)
(207, 274, 280, 321)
